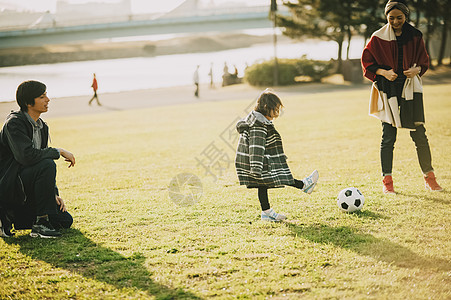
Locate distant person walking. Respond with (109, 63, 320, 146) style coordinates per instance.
(193, 65, 200, 97)
(88, 73, 101, 106)
(223, 62, 229, 76)
(208, 63, 214, 88)
(233, 65, 238, 78)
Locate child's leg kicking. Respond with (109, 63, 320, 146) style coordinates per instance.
(289, 170, 319, 194)
(291, 179, 304, 189)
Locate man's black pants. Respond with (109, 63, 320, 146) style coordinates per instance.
(18, 159, 72, 229)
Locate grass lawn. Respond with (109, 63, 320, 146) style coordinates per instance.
(1, 83, 450, 299)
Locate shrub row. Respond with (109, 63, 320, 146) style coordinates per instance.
(244, 56, 333, 86)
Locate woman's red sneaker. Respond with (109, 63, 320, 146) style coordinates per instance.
(383, 175, 396, 194)
(424, 172, 443, 191)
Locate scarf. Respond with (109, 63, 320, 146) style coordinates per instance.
(362, 22, 428, 129)
(369, 74, 424, 129)
(361, 22, 429, 82)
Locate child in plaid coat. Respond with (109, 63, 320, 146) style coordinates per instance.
(235, 89, 318, 221)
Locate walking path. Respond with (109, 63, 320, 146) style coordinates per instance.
(1, 66, 450, 119)
(0, 82, 367, 119)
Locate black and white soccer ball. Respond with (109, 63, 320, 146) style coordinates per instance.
(337, 187, 364, 212)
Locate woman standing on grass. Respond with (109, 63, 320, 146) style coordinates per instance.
(361, 0, 443, 193)
(235, 89, 318, 221)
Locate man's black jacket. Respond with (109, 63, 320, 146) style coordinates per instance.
(0, 110, 60, 208)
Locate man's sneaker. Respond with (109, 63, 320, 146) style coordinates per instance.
(302, 170, 319, 194)
(0, 212, 14, 237)
(30, 219, 61, 238)
(424, 171, 443, 192)
(261, 208, 287, 222)
(383, 175, 395, 194)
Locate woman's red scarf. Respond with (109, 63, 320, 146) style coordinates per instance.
(362, 22, 428, 129)
(361, 22, 429, 82)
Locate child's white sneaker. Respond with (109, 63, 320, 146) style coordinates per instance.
(261, 208, 287, 222)
(302, 170, 319, 194)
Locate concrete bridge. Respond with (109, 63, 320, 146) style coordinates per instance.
(0, 2, 285, 49)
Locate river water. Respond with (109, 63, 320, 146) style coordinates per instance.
(0, 37, 365, 102)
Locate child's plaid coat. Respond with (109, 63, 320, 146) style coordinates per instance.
(235, 111, 294, 188)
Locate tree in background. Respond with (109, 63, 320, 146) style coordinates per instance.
(412, 0, 450, 67)
(277, 0, 379, 71)
(412, 0, 440, 69)
(276, 0, 340, 71)
(276, 0, 449, 72)
(390, 0, 449, 67)
(355, 0, 386, 45)
(276, 1, 319, 51)
(436, 0, 450, 66)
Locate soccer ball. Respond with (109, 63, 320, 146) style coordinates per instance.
(337, 187, 364, 212)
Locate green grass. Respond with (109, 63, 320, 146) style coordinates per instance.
(1, 84, 450, 299)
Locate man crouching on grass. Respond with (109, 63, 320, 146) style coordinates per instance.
(0, 80, 75, 238)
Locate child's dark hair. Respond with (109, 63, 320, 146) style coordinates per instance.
(254, 89, 283, 118)
(16, 80, 46, 112)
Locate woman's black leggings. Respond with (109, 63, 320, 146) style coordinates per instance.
(258, 179, 304, 211)
(381, 122, 433, 175)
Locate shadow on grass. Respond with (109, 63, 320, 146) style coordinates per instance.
(397, 191, 450, 205)
(352, 210, 388, 219)
(5, 228, 202, 299)
(285, 223, 451, 271)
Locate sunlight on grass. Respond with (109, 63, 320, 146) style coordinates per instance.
(1, 84, 450, 299)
